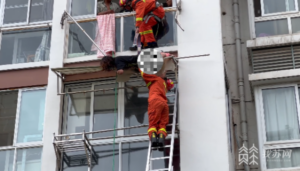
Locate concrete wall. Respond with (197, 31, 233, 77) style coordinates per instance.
(221, 0, 260, 170)
(41, 0, 67, 170)
(178, 0, 232, 170)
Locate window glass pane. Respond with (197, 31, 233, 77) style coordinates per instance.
(292, 17, 300, 33)
(4, 0, 28, 24)
(29, 0, 53, 22)
(68, 22, 97, 58)
(123, 16, 136, 51)
(16, 148, 42, 171)
(157, 12, 177, 47)
(255, 19, 288, 37)
(116, 18, 121, 52)
(97, 0, 121, 14)
(124, 81, 149, 135)
(0, 91, 18, 147)
(266, 148, 300, 169)
(262, 87, 300, 142)
(0, 28, 51, 65)
(124, 78, 177, 135)
(63, 86, 91, 138)
(92, 145, 119, 171)
(123, 12, 177, 51)
(253, 0, 262, 17)
(93, 83, 118, 138)
(263, 0, 295, 14)
(122, 142, 148, 171)
(0, 150, 14, 171)
(71, 0, 95, 16)
(17, 90, 46, 143)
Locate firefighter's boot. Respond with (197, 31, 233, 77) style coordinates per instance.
(158, 133, 165, 151)
(151, 132, 158, 148)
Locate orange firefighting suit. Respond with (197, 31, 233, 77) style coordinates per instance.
(132, 0, 165, 47)
(139, 69, 169, 138)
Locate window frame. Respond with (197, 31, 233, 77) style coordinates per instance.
(61, 77, 179, 171)
(0, 25, 52, 69)
(260, 0, 299, 17)
(0, 0, 53, 27)
(0, 87, 46, 150)
(0, 87, 46, 171)
(255, 83, 300, 171)
(65, 0, 179, 62)
(249, 0, 300, 39)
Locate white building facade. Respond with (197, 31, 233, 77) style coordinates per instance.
(3, 0, 298, 171)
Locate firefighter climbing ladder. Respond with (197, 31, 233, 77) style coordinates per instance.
(145, 86, 178, 171)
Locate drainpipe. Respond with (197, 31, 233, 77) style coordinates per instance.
(233, 0, 250, 171)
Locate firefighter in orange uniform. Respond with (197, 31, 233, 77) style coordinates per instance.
(139, 68, 174, 148)
(119, 0, 165, 49)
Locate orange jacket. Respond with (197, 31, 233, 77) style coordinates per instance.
(132, 0, 165, 27)
(139, 69, 167, 102)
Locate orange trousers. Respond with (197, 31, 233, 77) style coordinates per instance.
(147, 99, 169, 139)
(139, 17, 158, 46)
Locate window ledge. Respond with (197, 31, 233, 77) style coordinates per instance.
(0, 61, 49, 71)
(249, 68, 300, 86)
(247, 34, 300, 49)
(64, 46, 178, 64)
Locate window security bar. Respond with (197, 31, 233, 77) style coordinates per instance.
(53, 123, 179, 170)
(52, 54, 209, 95)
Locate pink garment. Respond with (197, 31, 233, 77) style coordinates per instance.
(91, 14, 116, 58)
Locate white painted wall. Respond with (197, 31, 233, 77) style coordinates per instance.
(177, 0, 231, 170)
(41, 0, 67, 171)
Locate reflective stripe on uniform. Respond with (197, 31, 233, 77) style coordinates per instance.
(148, 127, 157, 133)
(120, 0, 124, 5)
(139, 30, 153, 35)
(140, 71, 144, 77)
(163, 82, 166, 88)
(147, 82, 152, 87)
(158, 128, 167, 133)
(136, 18, 143, 21)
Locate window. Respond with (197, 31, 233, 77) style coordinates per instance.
(69, 0, 175, 17)
(0, 28, 52, 65)
(62, 76, 180, 171)
(63, 81, 118, 137)
(255, 84, 300, 170)
(254, 0, 298, 16)
(67, 0, 177, 59)
(68, 19, 121, 58)
(2, 0, 54, 25)
(252, 0, 300, 38)
(0, 88, 46, 171)
(255, 19, 289, 37)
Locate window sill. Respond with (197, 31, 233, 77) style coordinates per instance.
(247, 34, 300, 49)
(64, 46, 178, 64)
(0, 142, 43, 150)
(255, 12, 300, 22)
(249, 68, 300, 86)
(0, 61, 49, 72)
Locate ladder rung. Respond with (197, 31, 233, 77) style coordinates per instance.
(166, 94, 175, 97)
(150, 169, 168, 171)
(152, 145, 171, 149)
(151, 156, 170, 160)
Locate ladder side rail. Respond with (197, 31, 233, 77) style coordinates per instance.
(168, 87, 178, 171)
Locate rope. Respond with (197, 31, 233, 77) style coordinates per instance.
(112, 51, 117, 171)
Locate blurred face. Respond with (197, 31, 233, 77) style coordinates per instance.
(166, 0, 172, 7)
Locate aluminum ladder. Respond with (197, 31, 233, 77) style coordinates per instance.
(145, 87, 178, 171)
